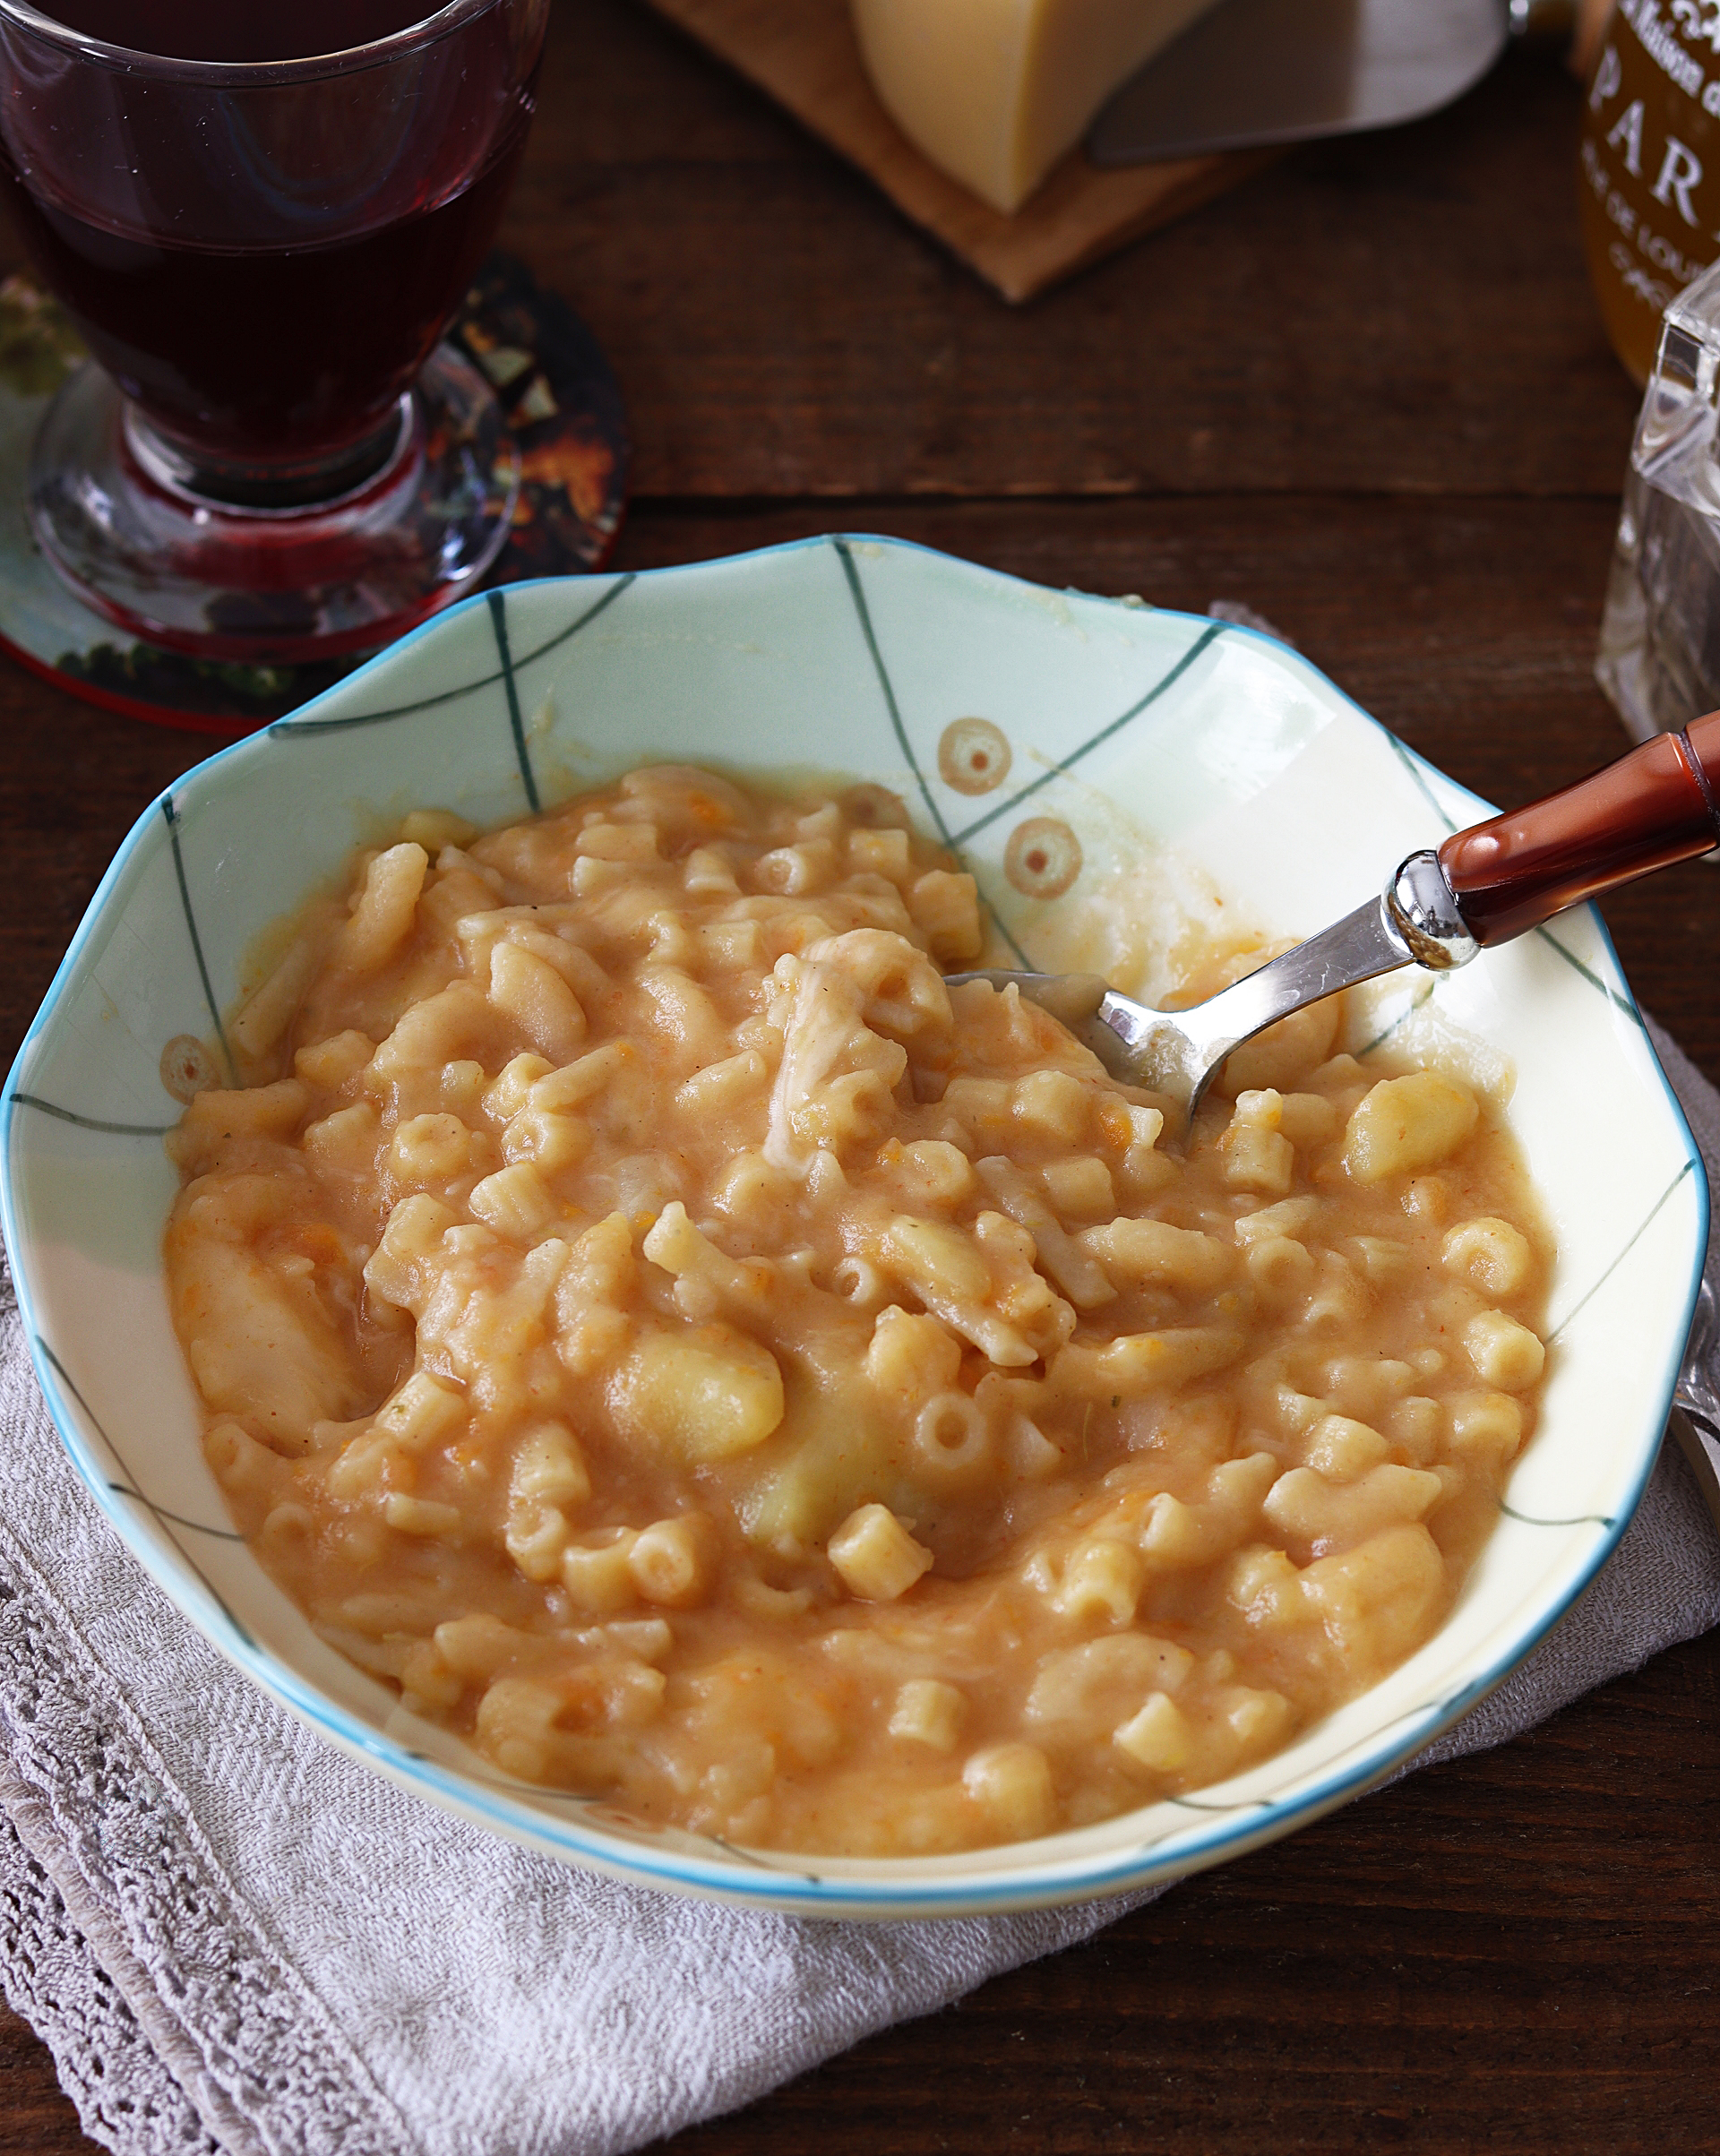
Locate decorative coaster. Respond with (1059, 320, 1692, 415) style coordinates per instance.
(0, 254, 631, 735)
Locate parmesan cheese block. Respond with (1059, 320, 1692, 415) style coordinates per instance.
(851, 0, 1226, 214)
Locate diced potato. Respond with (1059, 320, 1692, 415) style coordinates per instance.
(1012, 1069, 1090, 1142)
(611, 1326, 786, 1462)
(490, 941, 587, 1063)
(961, 1743, 1054, 1839)
(738, 1387, 908, 1551)
(294, 1028, 373, 1089)
(1343, 1072, 1479, 1183)
(1026, 1635, 1192, 1739)
(864, 1307, 964, 1405)
(1223, 997, 1341, 1094)
(1040, 1155, 1114, 1221)
(1299, 1524, 1447, 1670)
(1278, 1093, 1338, 1147)
(165, 1080, 309, 1170)
(167, 1220, 366, 1456)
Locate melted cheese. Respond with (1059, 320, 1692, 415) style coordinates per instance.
(851, 0, 1224, 213)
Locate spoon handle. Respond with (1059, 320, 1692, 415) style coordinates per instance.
(1438, 710, 1720, 946)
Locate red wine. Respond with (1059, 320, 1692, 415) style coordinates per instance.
(34, 0, 443, 64)
(0, 108, 533, 478)
(0, 0, 545, 485)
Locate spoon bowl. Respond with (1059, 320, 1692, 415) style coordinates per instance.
(955, 711, 1720, 1121)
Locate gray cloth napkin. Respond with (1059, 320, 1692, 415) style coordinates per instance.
(0, 1022, 1716, 2156)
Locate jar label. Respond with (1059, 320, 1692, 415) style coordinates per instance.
(1580, 3, 1720, 377)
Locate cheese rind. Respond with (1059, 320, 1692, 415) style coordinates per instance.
(851, 0, 1223, 215)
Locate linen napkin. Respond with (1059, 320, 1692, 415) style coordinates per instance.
(0, 1022, 1716, 2156)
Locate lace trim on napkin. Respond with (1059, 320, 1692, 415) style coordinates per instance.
(0, 1807, 218, 2155)
(0, 1267, 415, 2156)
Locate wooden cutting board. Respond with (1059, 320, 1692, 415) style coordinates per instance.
(640, 0, 1274, 304)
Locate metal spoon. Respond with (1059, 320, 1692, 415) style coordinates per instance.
(950, 710, 1720, 1121)
(1088, 0, 1577, 168)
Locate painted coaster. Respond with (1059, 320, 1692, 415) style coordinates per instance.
(0, 254, 631, 735)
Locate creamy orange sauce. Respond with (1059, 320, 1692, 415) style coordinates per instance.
(164, 767, 1550, 1855)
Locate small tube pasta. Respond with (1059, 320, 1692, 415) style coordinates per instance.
(160, 761, 1552, 1863)
(828, 1505, 933, 1602)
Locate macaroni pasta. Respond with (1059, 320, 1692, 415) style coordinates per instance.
(165, 767, 1550, 1856)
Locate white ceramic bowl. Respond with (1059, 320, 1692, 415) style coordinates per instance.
(2, 537, 1707, 1919)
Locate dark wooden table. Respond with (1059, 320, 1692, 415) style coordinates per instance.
(2, 6, 1717, 2150)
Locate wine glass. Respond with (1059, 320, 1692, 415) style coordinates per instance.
(0, 0, 549, 665)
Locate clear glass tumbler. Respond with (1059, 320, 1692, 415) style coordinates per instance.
(0, 0, 549, 663)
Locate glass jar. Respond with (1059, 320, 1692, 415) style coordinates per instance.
(1579, 2, 1720, 386)
(1596, 253, 1720, 741)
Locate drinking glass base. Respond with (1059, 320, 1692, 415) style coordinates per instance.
(26, 345, 520, 666)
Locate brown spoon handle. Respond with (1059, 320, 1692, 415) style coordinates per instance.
(1438, 710, 1720, 947)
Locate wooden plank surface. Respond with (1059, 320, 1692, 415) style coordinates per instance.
(636, 0, 1269, 302)
(0, 1, 1716, 2149)
(516, 4, 1639, 500)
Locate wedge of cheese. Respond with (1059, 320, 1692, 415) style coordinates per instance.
(852, 0, 1225, 214)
